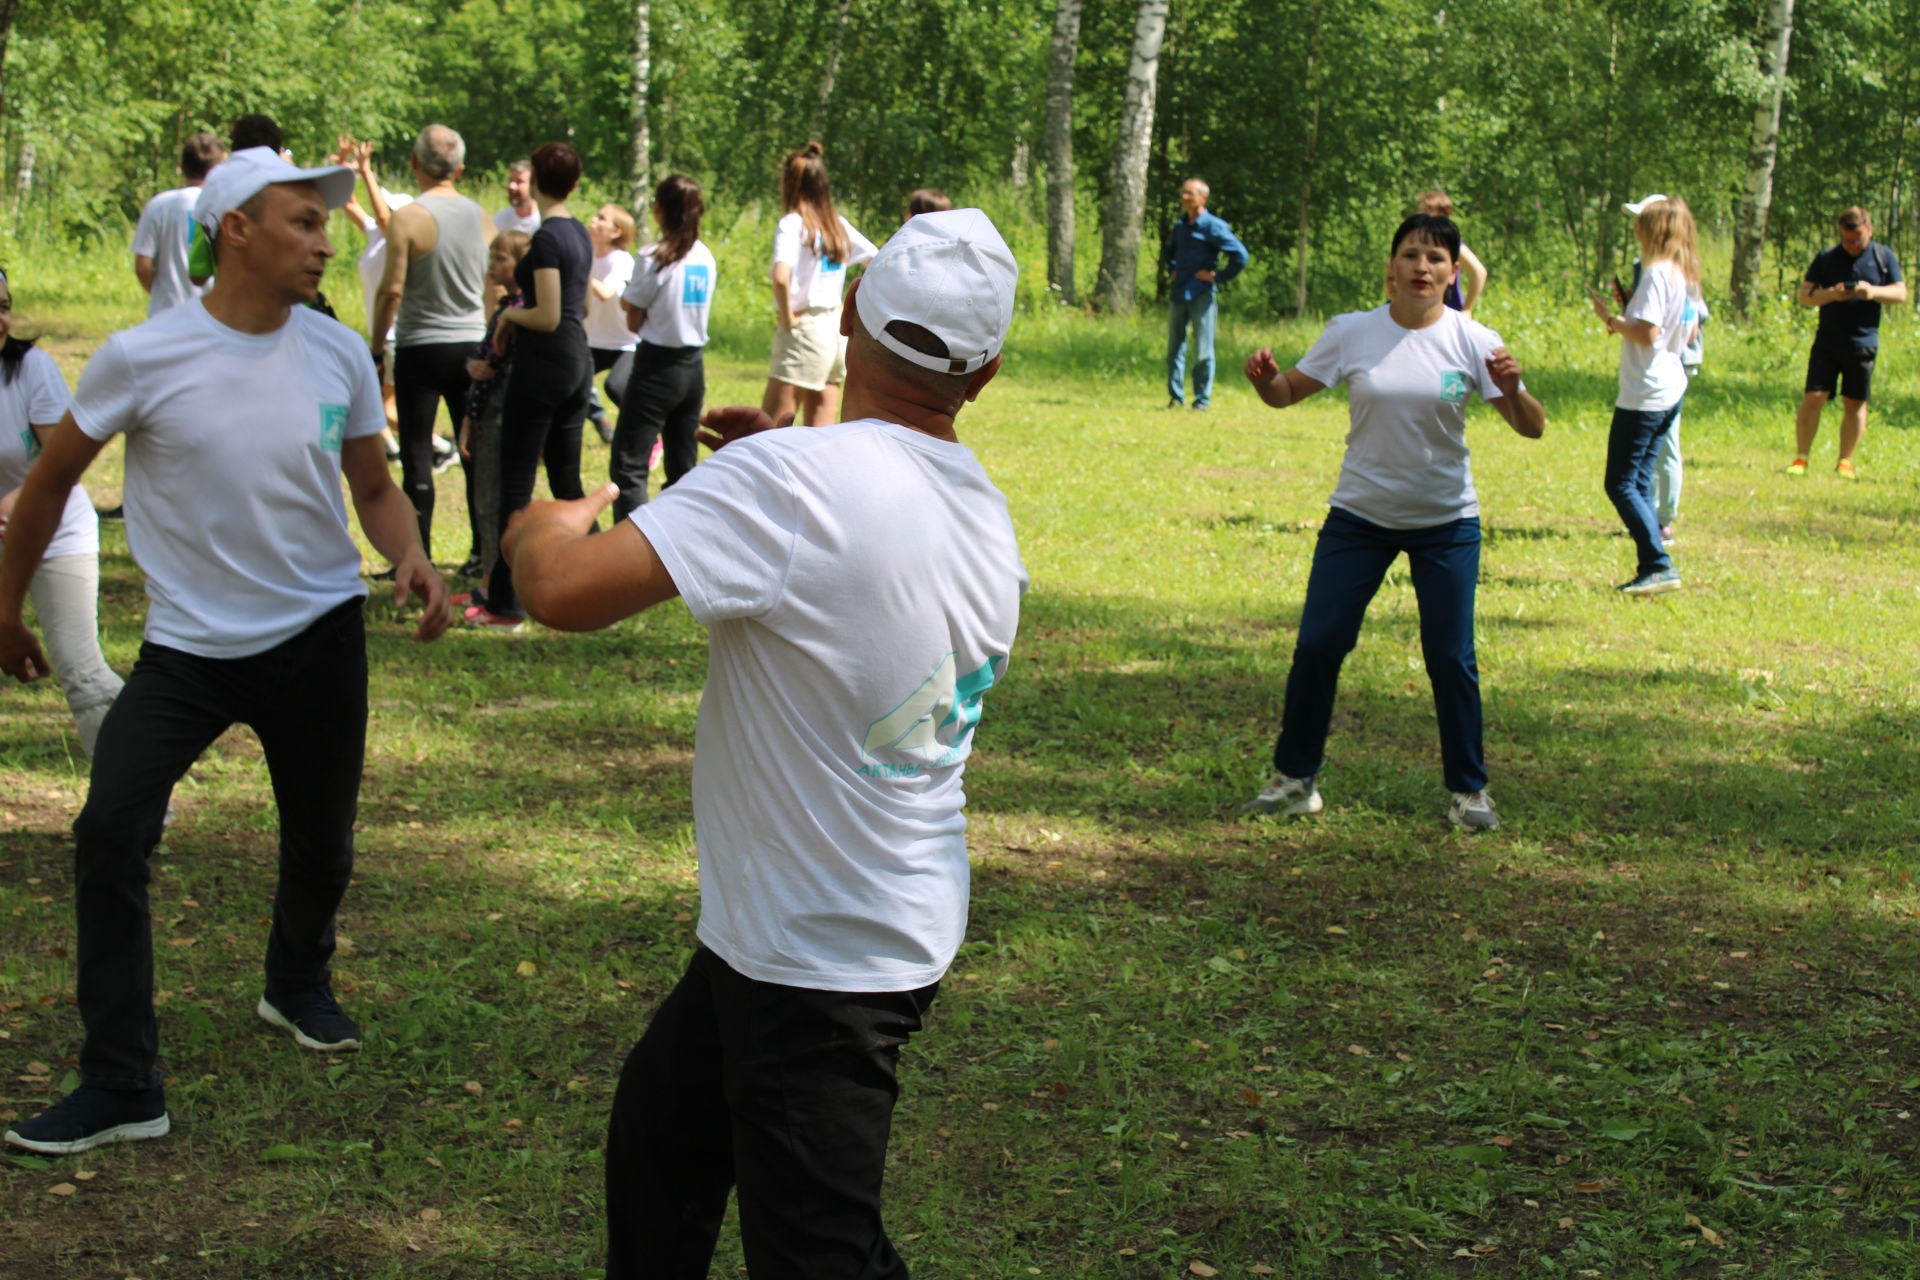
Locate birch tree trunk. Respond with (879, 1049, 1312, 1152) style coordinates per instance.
(627, 0, 651, 215)
(0, 0, 21, 144)
(1043, 0, 1082, 305)
(1729, 0, 1796, 321)
(813, 0, 855, 138)
(1093, 0, 1169, 314)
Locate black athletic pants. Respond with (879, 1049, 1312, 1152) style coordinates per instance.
(487, 341, 591, 618)
(394, 341, 476, 559)
(610, 343, 705, 523)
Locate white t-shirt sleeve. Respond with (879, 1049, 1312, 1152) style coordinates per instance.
(604, 249, 636, 295)
(771, 214, 803, 274)
(631, 441, 799, 624)
(1624, 264, 1678, 334)
(68, 339, 140, 442)
(622, 255, 661, 310)
(130, 197, 162, 256)
(341, 334, 385, 440)
(844, 219, 878, 267)
(1294, 315, 1350, 387)
(1470, 323, 1506, 400)
(23, 348, 71, 423)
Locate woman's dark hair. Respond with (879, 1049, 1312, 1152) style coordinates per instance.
(530, 142, 582, 200)
(651, 174, 705, 268)
(1390, 213, 1461, 263)
(779, 142, 850, 265)
(0, 270, 32, 387)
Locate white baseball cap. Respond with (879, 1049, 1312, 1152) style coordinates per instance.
(1622, 193, 1669, 216)
(855, 208, 1018, 375)
(192, 146, 356, 234)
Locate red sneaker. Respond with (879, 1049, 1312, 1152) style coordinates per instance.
(463, 605, 524, 633)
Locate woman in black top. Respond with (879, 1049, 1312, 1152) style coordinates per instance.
(471, 141, 592, 628)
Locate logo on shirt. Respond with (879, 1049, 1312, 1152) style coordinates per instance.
(318, 403, 348, 453)
(682, 264, 711, 306)
(19, 426, 38, 462)
(857, 652, 1007, 777)
(1439, 371, 1471, 404)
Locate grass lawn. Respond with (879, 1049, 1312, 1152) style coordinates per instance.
(2, 229, 1918, 1278)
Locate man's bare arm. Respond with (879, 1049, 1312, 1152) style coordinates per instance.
(503, 484, 681, 632)
(0, 416, 107, 680)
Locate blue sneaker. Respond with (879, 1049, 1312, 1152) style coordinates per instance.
(258, 987, 363, 1052)
(1619, 568, 1682, 597)
(4, 1085, 170, 1154)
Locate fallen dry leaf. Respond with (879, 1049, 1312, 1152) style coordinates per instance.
(1325, 925, 1349, 936)
(1573, 1180, 1607, 1194)
(463, 1081, 484, 1099)
(1251, 1267, 1276, 1276)
(1188, 1263, 1218, 1278)
(71, 1170, 96, 1181)
(1491, 1135, 1514, 1147)
(26, 1061, 49, 1075)
(1558, 1216, 1574, 1229)
(502, 1118, 524, 1130)
(1346, 1044, 1369, 1056)
(515, 960, 538, 977)
(419, 1208, 442, 1222)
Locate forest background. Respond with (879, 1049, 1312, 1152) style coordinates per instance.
(0, 0, 1909, 318)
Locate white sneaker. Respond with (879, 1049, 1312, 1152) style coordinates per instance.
(1448, 790, 1499, 831)
(1241, 773, 1323, 817)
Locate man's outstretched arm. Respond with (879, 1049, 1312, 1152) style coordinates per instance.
(503, 484, 681, 632)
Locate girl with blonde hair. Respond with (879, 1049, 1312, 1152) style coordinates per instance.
(762, 143, 876, 426)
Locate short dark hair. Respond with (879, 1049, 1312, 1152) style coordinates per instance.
(530, 142, 582, 200)
(181, 132, 227, 180)
(906, 188, 952, 218)
(1838, 205, 1871, 230)
(1389, 213, 1461, 263)
(230, 114, 282, 153)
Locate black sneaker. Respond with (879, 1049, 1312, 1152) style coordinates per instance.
(257, 987, 363, 1052)
(4, 1085, 170, 1155)
(96, 504, 125, 520)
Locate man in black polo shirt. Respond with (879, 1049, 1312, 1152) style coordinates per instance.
(1789, 206, 1907, 478)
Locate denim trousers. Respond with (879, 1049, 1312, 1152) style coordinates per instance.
(610, 344, 705, 524)
(605, 946, 938, 1280)
(1273, 507, 1487, 795)
(1603, 402, 1680, 578)
(1653, 406, 1682, 526)
(71, 598, 368, 1091)
(1166, 292, 1218, 405)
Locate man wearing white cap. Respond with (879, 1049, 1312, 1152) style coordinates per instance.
(0, 146, 451, 1155)
(500, 208, 1028, 1278)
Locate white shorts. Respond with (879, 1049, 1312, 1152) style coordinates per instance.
(768, 307, 846, 391)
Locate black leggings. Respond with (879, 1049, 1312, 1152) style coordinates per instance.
(488, 342, 591, 617)
(393, 342, 477, 558)
(611, 344, 705, 523)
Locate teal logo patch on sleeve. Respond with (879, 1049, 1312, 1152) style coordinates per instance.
(318, 403, 348, 453)
(20, 426, 40, 461)
(1439, 371, 1471, 404)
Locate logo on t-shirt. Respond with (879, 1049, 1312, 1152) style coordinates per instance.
(1439, 371, 1471, 404)
(20, 426, 39, 462)
(682, 264, 711, 306)
(858, 652, 1007, 777)
(318, 404, 348, 453)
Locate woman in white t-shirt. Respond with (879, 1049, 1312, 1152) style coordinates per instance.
(585, 204, 640, 444)
(761, 143, 876, 427)
(1241, 214, 1546, 831)
(1589, 196, 1699, 596)
(612, 174, 717, 522)
(0, 269, 123, 756)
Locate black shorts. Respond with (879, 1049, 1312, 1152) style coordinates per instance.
(1805, 340, 1876, 402)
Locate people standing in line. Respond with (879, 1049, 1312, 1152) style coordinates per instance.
(1164, 178, 1248, 411)
(0, 267, 123, 757)
(455, 230, 533, 610)
(585, 204, 641, 445)
(0, 147, 450, 1156)
(466, 141, 593, 631)
(495, 161, 542, 235)
(1787, 206, 1907, 478)
(1241, 213, 1545, 831)
(1416, 190, 1488, 315)
(497, 206, 1027, 1280)
(610, 174, 715, 523)
(373, 124, 493, 570)
(762, 142, 876, 428)
(1590, 195, 1699, 596)
(131, 133, 227, 318)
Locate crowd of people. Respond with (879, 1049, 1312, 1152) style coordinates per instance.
(0, 111, 1908, 1277)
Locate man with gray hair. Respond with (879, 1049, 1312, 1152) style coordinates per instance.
(373, 125, 492, 566)
(1163, 177, 1248, 410)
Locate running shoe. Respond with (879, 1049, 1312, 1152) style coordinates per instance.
(4, 1086, 170, 1155)
(1240, 773, 1323, 817)
(1835, 459, 1857, 479)
(1448, 790, 1500, 831)
(1619, 568, 1683, 596)
(1785, 457, 1808, 475)
(258, 987, 362, 1052)
(463, 605, 525, 633)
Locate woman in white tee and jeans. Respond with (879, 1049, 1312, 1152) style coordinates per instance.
(1589, 196, 1699, 596)
(761, 143, 876, 427)
(0, 268, 123, 756)
(1241, 214, 1546, 830)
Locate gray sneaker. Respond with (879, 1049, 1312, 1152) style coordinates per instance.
(1448, 790, 1499, 831)
(1241, 773, 1323, 817)
(1619, 568, 1681, 596)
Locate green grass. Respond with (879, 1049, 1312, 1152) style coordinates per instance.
(3, 236, 1918, 1279)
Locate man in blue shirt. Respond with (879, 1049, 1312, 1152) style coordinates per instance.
(1788, 206, 1906, 478)
(1164, 178, 1249, 410)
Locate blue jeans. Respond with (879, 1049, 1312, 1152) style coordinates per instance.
(1167, 292, 1218, 405)
(1653, 406, 1682, 526)
(1273, 508, 1487, 795)
(1603, 403, 1679, 578)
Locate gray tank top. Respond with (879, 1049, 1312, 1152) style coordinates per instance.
(396, 194, 487, 346)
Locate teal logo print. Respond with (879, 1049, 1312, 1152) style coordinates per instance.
(1439, 371, 1471, 404)
(318, 403, 348, 453)
(21, 426, 40, 461)
(858, 653, 1007, 777)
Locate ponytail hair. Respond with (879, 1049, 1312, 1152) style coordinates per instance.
(650, 174, 705, 268)
(778, 142, 850, 265)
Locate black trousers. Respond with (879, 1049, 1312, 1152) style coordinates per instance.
(488, 340, 591, 617)
(71, 599, 368, 1091)
(605, 946, 937, 1280)
(394, 341, 477, 558)
(610, 344, 705, 523)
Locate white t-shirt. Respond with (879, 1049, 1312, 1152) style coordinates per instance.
(585, 248, 639, 351)
(1296, 305, 1509, 530)
(0, 348, 97, 560)
(621, 241, 717, 349)
(70, 301, 384, 658)
(130, 187, 205, 317)
(1617, 260, 1692, 411)
(633, 419, 1027, 992)
(355, 190, 414, 340)
(494, 206, 541, 235)
(771, 212, 877, 312)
